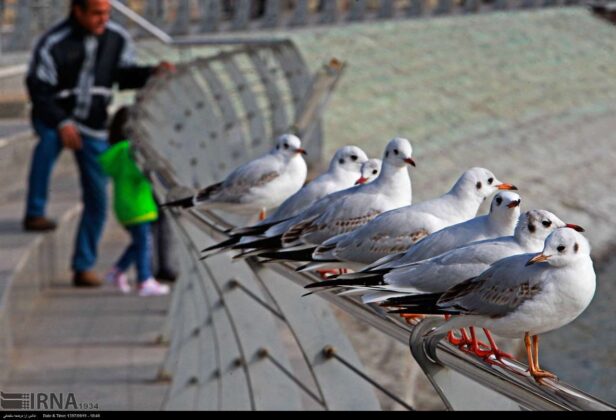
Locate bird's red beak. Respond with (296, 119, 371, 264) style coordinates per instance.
(507, 199, 521, 209)
(404, 157, 416, 167)
(295, 148, 307, 155)
(497, 183, 518, 190)
(526, 253, 550, 266)
(566, 223, 585, 232)
(355, 176, 368, 185)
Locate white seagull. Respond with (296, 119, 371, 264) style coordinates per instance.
(163, 133, 307, 220)
(383, 228, 596, 381)
(359, 191, 522, 273)
(305, 167, 517, 269)
(355, 158, 382, 186)
(258, 145, 370, 224)
(202, 146, 370, 255)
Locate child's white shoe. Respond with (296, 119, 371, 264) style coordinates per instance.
(106, 268, 131, 294)
(138, 278, 170, 297)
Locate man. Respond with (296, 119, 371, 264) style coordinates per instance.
(23, 0, 174, 287)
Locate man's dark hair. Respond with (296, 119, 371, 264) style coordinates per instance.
(108, 106, 132, 145)
(71, 0, 89, 10)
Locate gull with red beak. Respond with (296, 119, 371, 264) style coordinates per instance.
(357, 191, 523, 272)
(355, 159, 382, 185)
(162, 133, 307, 221)
(201, 146, 372, 255)
(378, 228, 595, 382)
(302, 167, 518, 270)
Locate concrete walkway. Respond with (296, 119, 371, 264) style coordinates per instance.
(2, 217, 171, 411)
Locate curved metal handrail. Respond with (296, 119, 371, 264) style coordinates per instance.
(132, 125, 615, 411)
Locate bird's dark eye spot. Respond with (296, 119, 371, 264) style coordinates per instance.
(488, 177, 494, 185)
(351, 155, 358, 161)
(372, 169, 378, 175)
(557, 245, 565, 253)
(394, 149, 399, 155)
(385, 151, 389, 158)
(283, 143, 289, 149)
(338, 158, 345, 164)
(476, 181, 482, 189)
(528, 223, 536, 233)
(496, 197, 503, 206)
(574, 243, 579, 253)
(542, 220, 552, 228)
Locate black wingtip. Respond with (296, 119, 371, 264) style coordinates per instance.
(201, 236, 241, 253)
(161, 196, 194, 209)
(303, 275, 384, 289)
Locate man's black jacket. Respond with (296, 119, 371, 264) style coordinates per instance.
(26, 16, 154, 138)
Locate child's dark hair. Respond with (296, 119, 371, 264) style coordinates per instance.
(108, 106, 132, 145)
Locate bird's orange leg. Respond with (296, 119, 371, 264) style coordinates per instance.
(316, 269, 340, 279)
(399, 313, 426, 325)
(467, 327, 492, 358)
(525, 333, 556, 381)
(530, 335, 557, 381)
(483, 329, 513, 360)
(444, 315, 468, 346)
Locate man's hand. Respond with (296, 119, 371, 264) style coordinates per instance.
(153, 61, 176, 76)
(59, 122, 82, 150)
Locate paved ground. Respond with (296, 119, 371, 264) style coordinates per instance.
(0, 119, 29, 138)
(2, 212, 171, 410)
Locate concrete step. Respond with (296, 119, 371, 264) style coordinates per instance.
(0, 213, 171, 410)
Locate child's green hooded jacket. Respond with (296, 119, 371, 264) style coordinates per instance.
(99, 140, 158, 226)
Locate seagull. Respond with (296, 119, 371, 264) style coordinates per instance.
(229, 137, 415, 256)
(356, 191, 522, 273)
(258, 145, 370, 223)
(355, 158, 382, 185)
(383, 228, 596, 381)
(302, 167, 517, 270)
(162, 133, 307, 220)
(201, 145, 370, 255)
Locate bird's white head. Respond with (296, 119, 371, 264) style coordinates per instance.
(330, 145, 369, 174)
(452, 167, 517, 201)
(489, 190, 521, 221)
(526, 228, 591, 268)
(515, 209, 585, 245)
(356, 158, 382, 185)
(382, 137, 415, 168)
(274, 134, 306, 158)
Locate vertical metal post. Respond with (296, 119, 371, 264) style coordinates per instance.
(200, 0, 222, 33)
(7, 0, 32, 51)
(171, 0, 191, 35)
(261, 0, 281, 28)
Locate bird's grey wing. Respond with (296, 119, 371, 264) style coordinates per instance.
(299, 193, 382, 245)
(398, 223, 480, 264)
(332, 210, 430, 264)
(438, 253, 543, 318)
(212, 156, 282, 203)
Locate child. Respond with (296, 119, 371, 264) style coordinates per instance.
(99, 106, 170, 296)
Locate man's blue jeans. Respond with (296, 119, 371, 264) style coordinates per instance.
(25, 119, 108, 272)
(115, 222, 153, 284)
